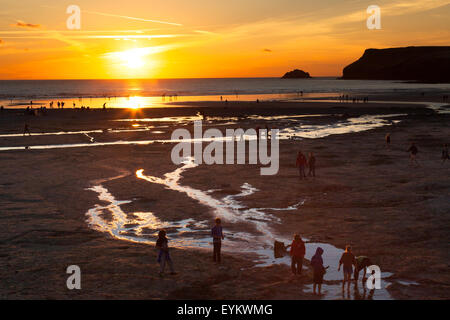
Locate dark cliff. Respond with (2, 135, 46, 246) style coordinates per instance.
(342, 46, 450, 82)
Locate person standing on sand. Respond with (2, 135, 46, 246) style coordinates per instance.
(407, 142, 419, 166)
(441, 144, 449, 163)
(23, 123, 31, 136)
(156, 230, 176, 276)
(311, 247, 326, 295)
(308, 152, 316, 177)
(338, 245, 356, 292)
(211, 218, 224, 263)
(289, 234, 305, 275)
(296, 151, 307, 179)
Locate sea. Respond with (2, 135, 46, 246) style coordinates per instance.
(0, 78, 449, 109)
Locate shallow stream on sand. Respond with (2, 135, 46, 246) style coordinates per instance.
(0, 113, 407, 151)
(86, 157, 403, 299)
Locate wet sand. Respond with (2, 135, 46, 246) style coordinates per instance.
(0, 101, 449, 299)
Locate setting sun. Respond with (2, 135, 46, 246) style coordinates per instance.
(115, 48, 147, 69)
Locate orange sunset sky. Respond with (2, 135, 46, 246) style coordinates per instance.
(0, 0, 449, 79)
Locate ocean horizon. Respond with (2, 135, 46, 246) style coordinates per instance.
(1, 78, 449, 105)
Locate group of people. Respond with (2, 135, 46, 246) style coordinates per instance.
(156, 218, 224, 276)
(48, 101, 65, 109)
(338, 95, 369, 103)
(162, 93, 178, 102)
(289, 235, 372, 295)
(296, 151, 316, 178)
(156, 224, 373, 298)
(386, 133, 449, 166)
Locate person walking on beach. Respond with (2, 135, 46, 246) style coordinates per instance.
(308, 152, 316, 177)
(156, 230, 176, 276)
(296, 151, 307, 179)
(311, 247, 326, 295)
(354, 256, 372, 285)
(338, 245, 356, 292)
(23, 123, 31, 136)
(211, 218, 224, 263)
(407, 142, 419, 166)
(441, 144, 449, 163)
(289, 234, 305, 275)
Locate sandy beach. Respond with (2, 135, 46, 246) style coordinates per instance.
(0, 99, 449, 300)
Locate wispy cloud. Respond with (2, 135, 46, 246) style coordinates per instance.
(0, 34, 182, 40)
(40, 4, 183, 27)
(103, 45, 176, 59)
(82, 9, 183, 26)
(13, 20, 41, 29)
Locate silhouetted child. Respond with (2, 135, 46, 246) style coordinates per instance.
(211, 218, 224, 263)
(156, 230, 176, 276)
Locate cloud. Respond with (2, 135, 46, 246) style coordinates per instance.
(263, 48, 272, 52)
(13, 20, 41, 29)
(83, 10, 183, 26)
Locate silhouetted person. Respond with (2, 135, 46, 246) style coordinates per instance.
(296, 151, 307, 179)
(354, 256, 372, 285)
(23, 123, 31, 136)
(211, 218, 224, 263)
(338, 245, 356, 292)
(311, 247, 326, 295)
(156, 230, 176, 276)
(407, 142, 419, 166)
(385, 133, 391, 148)
(289, 234, 305, 275)
(308, 152, 316, 177)
(265, 124, 270, 140)
(103, 103, 106, 110)
(442, 144, 449, 163)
